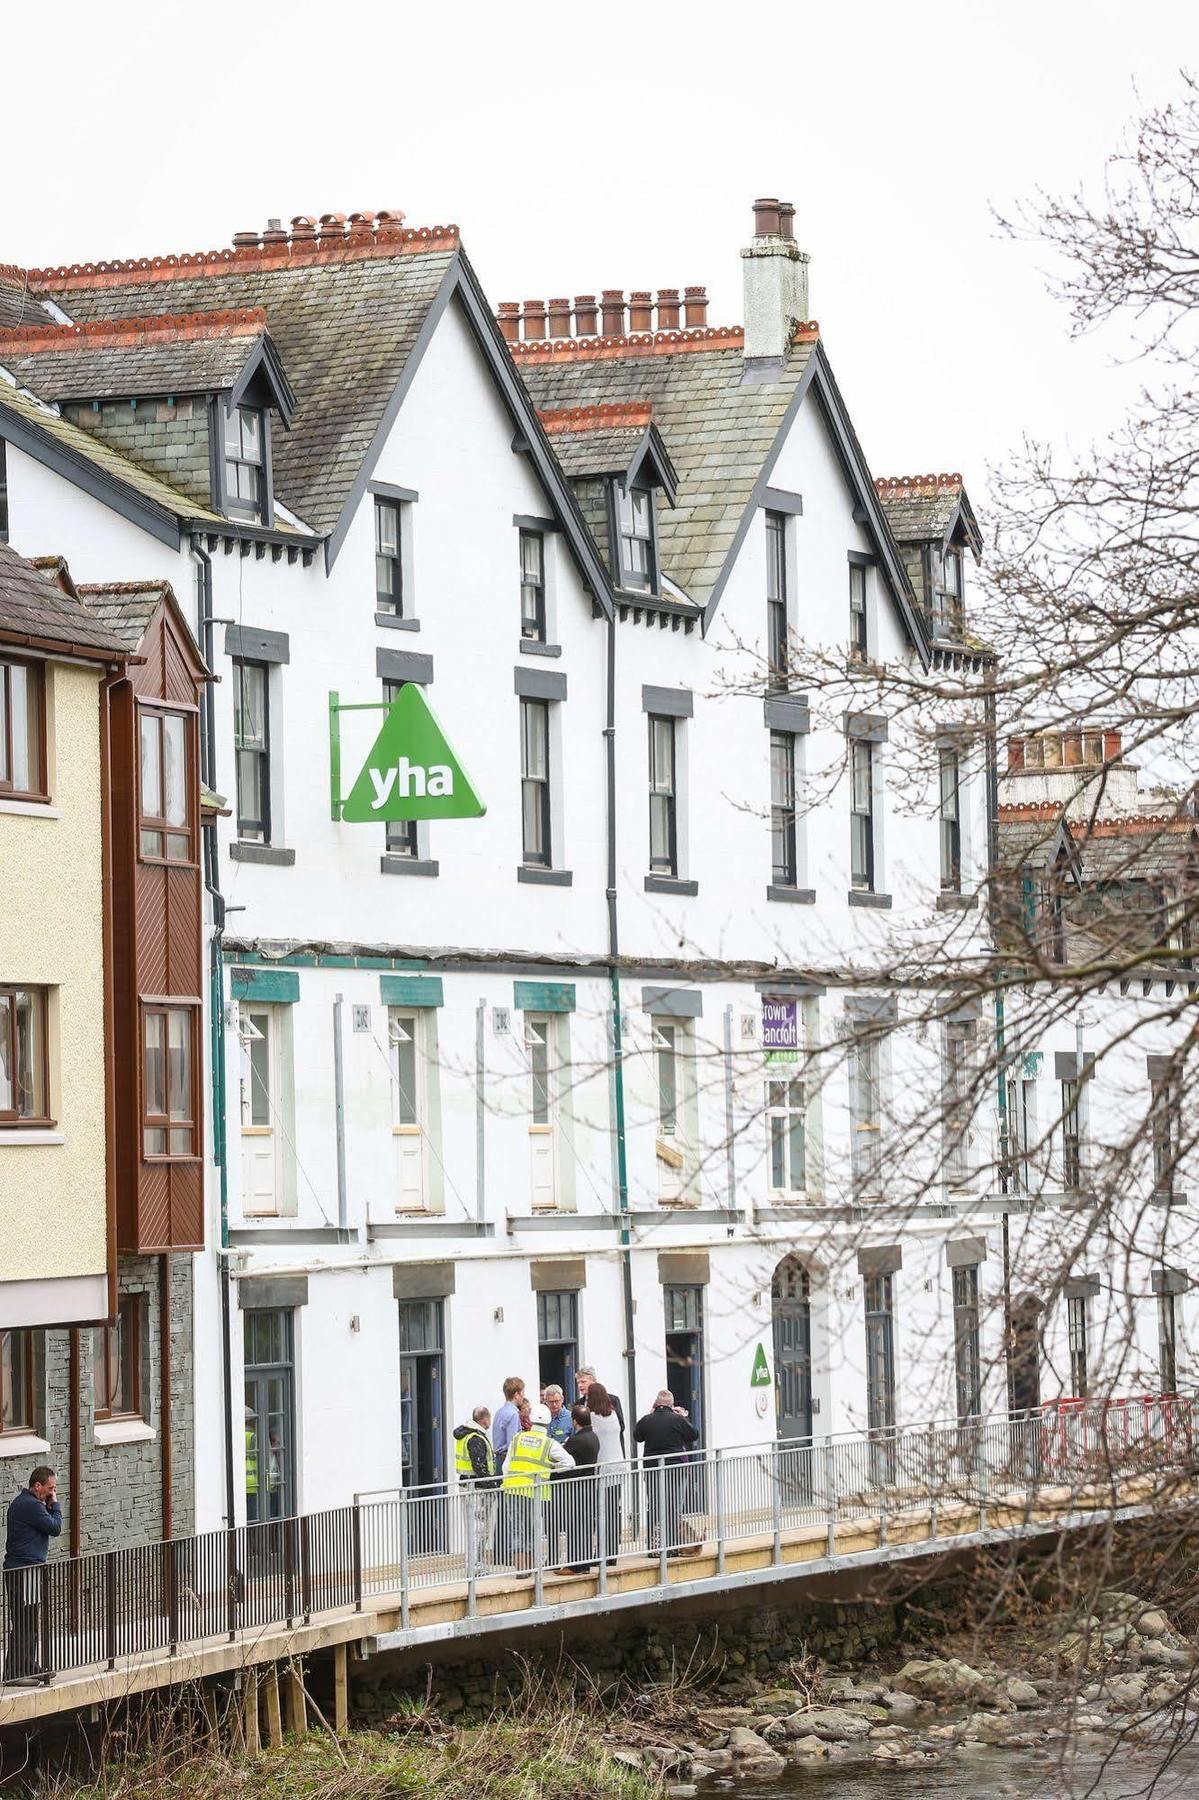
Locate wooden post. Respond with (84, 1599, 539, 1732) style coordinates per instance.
(202, 1683, 220, 1750)
(243, 1669, 261, 1756)
(333, 1641, 349, 1734)
(264, 1663, 284, 1749)
(286, 1660, 308, 1736)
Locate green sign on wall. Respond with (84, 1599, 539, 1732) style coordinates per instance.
(337, 685, 486, 823)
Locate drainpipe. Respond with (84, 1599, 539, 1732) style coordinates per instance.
(193, 538, 236, 1528)
(68, 1329, 81, 1557)
(605, 611, 637, 1423)
(98, 669, 120, 1322)
(984, 685, 1014, 1407)
(333, 994, 349, 1231)
(475, 999, 486, 1227)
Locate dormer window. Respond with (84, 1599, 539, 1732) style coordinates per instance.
(617, 484, 656, 593)
(224, 406, 267, 522)
(932, 545, 964, 638)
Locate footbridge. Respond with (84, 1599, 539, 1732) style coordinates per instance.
(1, 1398, 1191, 1732)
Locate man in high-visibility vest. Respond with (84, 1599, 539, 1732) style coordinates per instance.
(500, 1402, 572, 1571)
(245, 1408, 260, 1524)
(455, 1405, 500, 1572)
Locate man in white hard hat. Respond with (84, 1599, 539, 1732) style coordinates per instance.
(500, 1401, 572, 1572)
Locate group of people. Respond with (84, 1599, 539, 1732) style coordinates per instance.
(453, 1367, 700, 1573)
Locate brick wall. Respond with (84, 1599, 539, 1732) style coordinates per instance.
(63, 397, 213, 509)
(30, 1254, 196, 1556)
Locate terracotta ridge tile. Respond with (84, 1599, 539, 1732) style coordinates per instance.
(876, 472, 963, 496)
(20, 225, 459, 293)
(511, 324, 746, 364)
(999, 801, 1195, 836)
(538, 402, 653, 434)
(0, 307, 268, 356)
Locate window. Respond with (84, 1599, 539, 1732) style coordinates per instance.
(1151, 1075, 1178, 1197)
(0, 987, 49, 1124)
(770, 731, 798, 887)
(1061, 1078, 1082, 1190)
(943, 1020, 974, 1185)
(939, 748, 961, 892)
(244, 1308, 296, 1520)
(0, 438, 8, 541)
(934, 546, 964, 636)
(240, 1003, 283, 1215)
(223, 406, 266, 521)
(375, 498, 403, 616)
(139, 709, 192, 861)
(655, 1022, 679, 1138)
(383, 682, 418, 858)
(1005, 1075, 1035, 1192)
(520, 698, 551, 866)
(528, 1017, 552, 1127)
(849, 561, 868, 658)
(648, 715, 677, 876)
(617, 485, 655, 592)
(0, 657, 46, 801)
(520, 530, 546, 643)
(766, 511, 788, 689)
(93, 1296, 144, 1422)
(849, 1025, 882, 1195)
(1, 1329, 33, 1436)
(390, 1009, 429, 1210)
(849, 739, 875, 891)
(1037, 855, 1069, 964)
(537, 1290, 579, 1395)
(1159, 1289, 1179, 1394)
(1066, 1292, 1089, 1398)
(526, 1014, 559, 1209)
(952, 1265, 982, 1421)
(863, 1275, 897, 1469)
(143, 1004, 196, 1158)
(233, 659, 270, 843)
(766, 1075, 806, 1196)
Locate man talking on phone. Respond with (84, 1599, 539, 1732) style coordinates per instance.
(4, 1465, 61, 1681)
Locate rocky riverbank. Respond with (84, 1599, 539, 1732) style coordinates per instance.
(592, 1589, 1198, 1794)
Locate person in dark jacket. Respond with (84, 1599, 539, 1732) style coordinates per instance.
(634, 1392, 699, 1554)
(556, 1404, 600, 1572)
(4, 1466, 61, 1680)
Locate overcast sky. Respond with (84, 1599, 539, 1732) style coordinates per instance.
(4, 2, 1191, 507)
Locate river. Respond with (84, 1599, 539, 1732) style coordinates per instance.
(719, 1739, 1199, 1798)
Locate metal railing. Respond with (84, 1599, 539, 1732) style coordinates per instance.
(3, 1395, 1193, 1690)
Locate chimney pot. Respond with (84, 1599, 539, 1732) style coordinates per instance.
(778, 201, 795, 242)
(574, 295, 599, 336)
(547, 297, 572, 338)
(1008, 736, 1025, 772)
(629, 290, 653, 333)
(523, 299, 547, 342)
(601, 289, 626, 336)
(753, 197, 782, 238)
(348, 211, 377, 235)
(232, 230, 262, 249)
(375, 209, 406, 228)
(1102, 730, 1123, 763)
(655, 288, 680, 330)
(497, 301, 521, 344)
(318, 212, 348, 241)
(262, 219, 288, 245)
(290, 216, 318, 241)
(683, 286, 708, 328)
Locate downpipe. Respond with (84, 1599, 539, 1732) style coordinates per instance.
(605, 611, 637, 1423)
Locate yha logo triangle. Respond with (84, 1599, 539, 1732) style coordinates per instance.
(341, 685, 486, 823)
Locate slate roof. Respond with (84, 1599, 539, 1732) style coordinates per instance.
(876, 475, 981, 555)
(551, 426, 647, 479)
(0, 268, 57, 330)
(36, 249, 457, 536)
(75, 581, 171, 651)
(1, 319, 272, 404)
(0, 540, 127, 659)
(519, 339, 817, 607)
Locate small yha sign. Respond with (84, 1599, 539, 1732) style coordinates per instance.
(761, 999, 798, 1051)
(340, 685, 485, 823)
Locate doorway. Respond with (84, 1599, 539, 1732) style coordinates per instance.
(536, 1290, 579, 1399)
(771, 1257, 813, 1444)
(864, 1273, 897, 1485)
(664, 1285, 705, 1436)
(243, 1308, 296, 1523)
(398, 1300, 445, 1491)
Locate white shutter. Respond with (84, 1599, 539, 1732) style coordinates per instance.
(242, 1133, 278, 1215)
(395, 1130, 426, 1210)
(530, 1130, 557, 1210)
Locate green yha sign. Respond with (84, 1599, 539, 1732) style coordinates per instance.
(341, 684, 486, 823)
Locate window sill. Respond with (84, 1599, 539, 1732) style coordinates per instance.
(644, 875, 699, 897)
(766, 885, 816, 905)
(517, 866, 573, 886)
(937, 891, 978, 911)
(0, 1128, 64, 1146)
(519, 641, 563, 659)
(94, 1418, 156, 1448)
(0, 798, 60, 819)
(847, 890, 892, 909)
(375, 612, 421, 633)
(380, 855, 440, 878)
(0, 1432, 51, 1462)
(229, 842, 296, 867)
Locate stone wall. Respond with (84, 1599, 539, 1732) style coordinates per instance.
(64, 397, 213, 508)
(35, 1253, 195, 1555)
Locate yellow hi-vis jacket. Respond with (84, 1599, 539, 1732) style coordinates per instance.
(502, 1427, 555, 1502)
(246, 1429, 258, 1496)
(455, 1427, 496, 1481)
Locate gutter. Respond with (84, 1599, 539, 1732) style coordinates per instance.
(605, 610, 637, 1422)
(192, 537, 236, 1529)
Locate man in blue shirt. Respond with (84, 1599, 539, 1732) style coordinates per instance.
(4, 1465, 61, 1680)
(490, 1377, 525, 1465)
(543, 1385, 572, 1446)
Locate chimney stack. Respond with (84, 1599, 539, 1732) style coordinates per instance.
(742, 195, 810, 365)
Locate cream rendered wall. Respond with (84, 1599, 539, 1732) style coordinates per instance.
(0, 659, 109, 1309)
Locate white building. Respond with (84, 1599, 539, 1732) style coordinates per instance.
(1, 200, 1044, 1537)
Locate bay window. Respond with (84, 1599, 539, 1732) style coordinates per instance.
(143, 1004, 197, 1159)
(139, 708, 192, 861)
